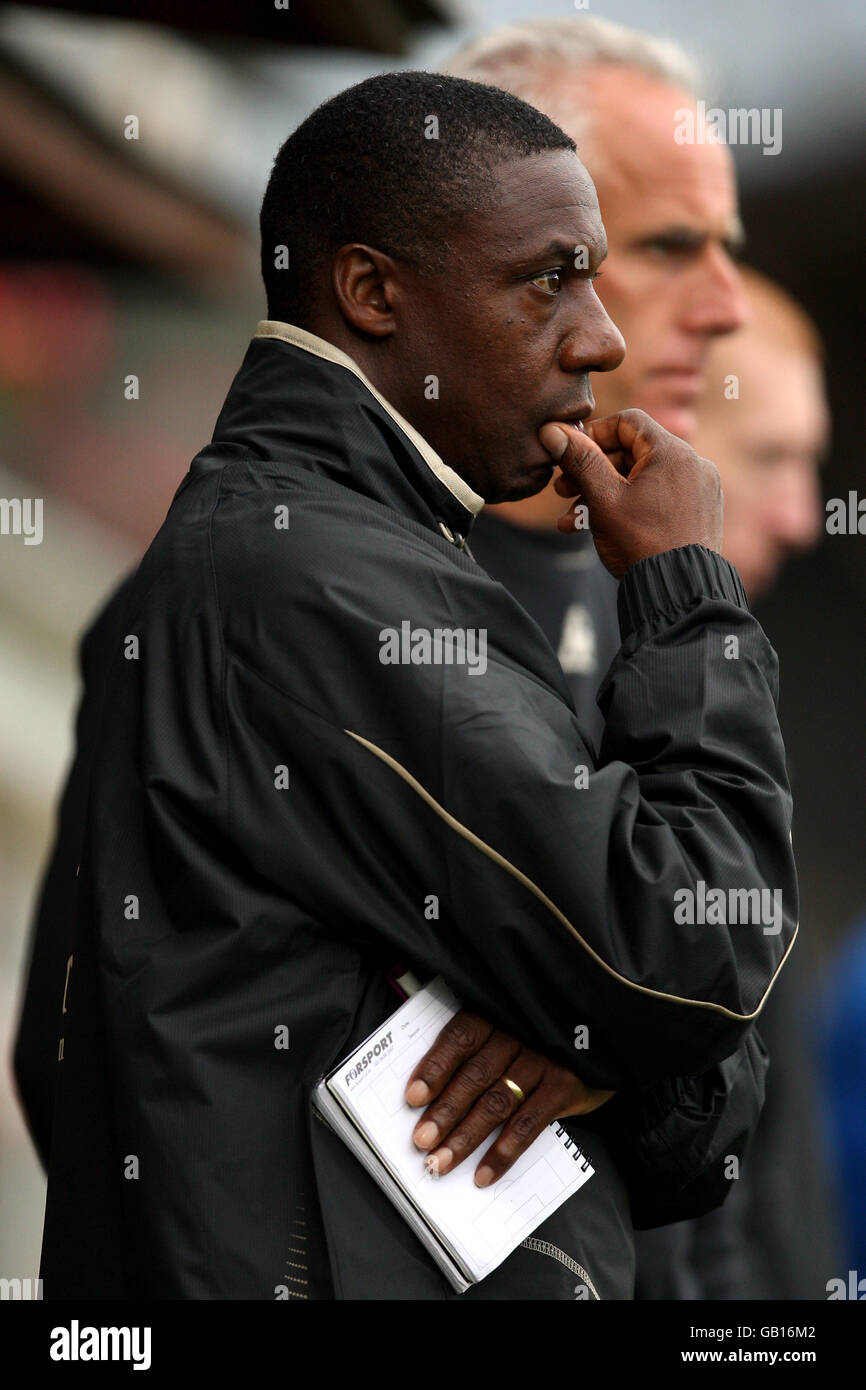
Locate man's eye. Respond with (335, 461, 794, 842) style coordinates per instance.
(529, 268, 562, 294)
(645, 239, 694, 260)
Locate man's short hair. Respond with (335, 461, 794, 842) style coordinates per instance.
(736, 267, 824, 361)
(443, 16, 700, 141)
(260, 70, 576, 327)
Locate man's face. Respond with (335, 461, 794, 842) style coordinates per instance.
(693, 338, 827, 596)
(550, 67, 748, 441)
(392, 149, 625, 502)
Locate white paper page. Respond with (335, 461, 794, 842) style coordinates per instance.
(329, 978, 594, 1281)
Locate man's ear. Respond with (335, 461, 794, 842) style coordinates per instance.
(331, 244, 401, 339)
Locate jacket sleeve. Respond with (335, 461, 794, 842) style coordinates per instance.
(12, 575, 134, 1170)
(213, 523, 798, 1091)
(583, 1028, 770, 1227)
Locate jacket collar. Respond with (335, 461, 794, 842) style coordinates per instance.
(255, 321, 484, 519)
(207, 319, 484, 549)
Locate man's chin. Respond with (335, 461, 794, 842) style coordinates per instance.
(741, 564, 778, 601)
(483, 459, 556, 504)
(651, 403, 698, 442)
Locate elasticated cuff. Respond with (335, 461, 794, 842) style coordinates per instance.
(617, 545, 749, 642)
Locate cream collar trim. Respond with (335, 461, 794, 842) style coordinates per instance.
(254, 320, 484, 518)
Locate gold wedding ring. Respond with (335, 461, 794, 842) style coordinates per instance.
(503, 1077, 526, 1103)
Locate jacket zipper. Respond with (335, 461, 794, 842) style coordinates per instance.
(520, 1237, 601, 1300)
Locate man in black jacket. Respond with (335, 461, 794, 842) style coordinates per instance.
(18, 72, 795, 1299)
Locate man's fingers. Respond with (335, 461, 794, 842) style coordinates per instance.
(427, 1078, 618, 1183)
(552, 470, 579, 498)
(404, 1010, 494, 1108)
(539, 422, 622, 505)
(470, 1080, 616, 1185)
(411, 1030, 521, 1151)
(604, 449, 632, 477)
(583, 408, 663, 467)
(404, 1006, 618, 1186)
(422, 1057, 546, 1177)
(540, 422, 608, 473)
(469, 1080, 564, 1186)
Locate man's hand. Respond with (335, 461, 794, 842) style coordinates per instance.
(539, 408, 724, 579)
(404, 1009, 614, 1186)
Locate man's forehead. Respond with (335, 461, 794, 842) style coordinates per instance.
(592, 143, 743, 248)
(608, 182, 744, 246)
(544, 68, 740, 237)
(488, 149, 597, 210)
(470, 149, 606, 255)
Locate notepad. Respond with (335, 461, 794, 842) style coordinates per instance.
(312, 976, 595, 1292)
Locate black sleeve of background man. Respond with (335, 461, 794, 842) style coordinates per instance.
(586, 1028, 770, 1229)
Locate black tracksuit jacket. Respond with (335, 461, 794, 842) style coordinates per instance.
(16, 321, 797, 1298)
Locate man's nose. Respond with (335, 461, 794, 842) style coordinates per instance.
(771, 466, 824, 551)
(682, 245, 749, 339)
(559, 296, 626, 375)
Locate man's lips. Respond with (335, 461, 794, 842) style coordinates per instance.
(545, 403, 593, 431)
(649, 367, 704, 394)
(530, 403, 592, 467)
(652, 364, 703, 374)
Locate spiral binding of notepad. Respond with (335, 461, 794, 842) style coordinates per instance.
(554, 1123, 593, 1172)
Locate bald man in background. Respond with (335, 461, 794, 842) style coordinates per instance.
(655, 269, 839, 1298)
(694, 267, 826, 598)
(446, 17, 840, 1297)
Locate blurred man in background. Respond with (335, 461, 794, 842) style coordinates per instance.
(684, 268, 837, 1299)
(693, 266, 826, 598)
(635, 266, 838, 1297)
(445, 15, 839, 1297)
(445, 17, 747, 746)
